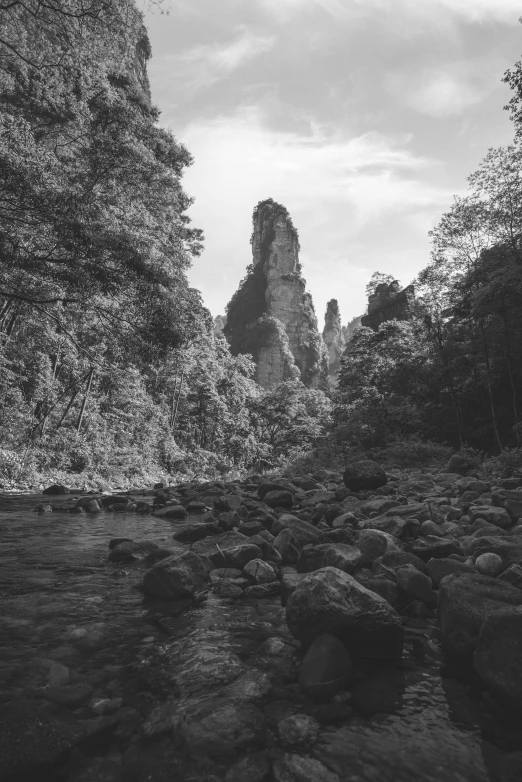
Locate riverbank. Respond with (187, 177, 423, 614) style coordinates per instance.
(1, 458, 522, 781)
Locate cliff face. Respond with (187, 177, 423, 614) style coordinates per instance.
(224, 199, 327, 389)
(322, 299, 345, 381)
(361, 281, 414, 331)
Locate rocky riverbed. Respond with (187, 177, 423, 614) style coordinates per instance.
(1, 458, 522, 781)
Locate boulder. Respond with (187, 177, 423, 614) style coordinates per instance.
(474, 552, 504, 577)
(356, 531, 394, 565)
(425, 557, 473, 588)
(363, 516, 408, 540)
(153, 505, 188, 520)
(473, 608, 522, 708)
(343, 460, 387, 492)
(406, 536, 461, 562)
(395, 565, 435, 604)
(277, 714, 320, 749)
(243, 559, 277, 584)
(142, 551, 209, 599)
(467, 506, 512, 529)
(271, 515, 323, 545)
(322, 544, 363, 575)
(438, 572, 522, 659)
(173, 521, 221, 543)
(286, 567, 403, 658)
(211, 543, 263, 569)
(108, 540, 159, 563)
(272, 754, 339, 782)
(281, 570, 307, 606)
(264, 490, 294, 509)
(379, 550, 426, 573)
(498, 563, 522, 589)
(446, 454, 477, 476)
(298, 633, 354, 700)
(42, 483, 68, 495)
(274, 529, 301, 564)
(181, 702, 266, 760)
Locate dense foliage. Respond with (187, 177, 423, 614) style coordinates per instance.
(0, 2, 331, 487)
(335, 139, 522, 455)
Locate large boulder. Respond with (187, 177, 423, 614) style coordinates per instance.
(446, 453, 477, 476)
(406, 536, 461, 562)
(437, 572, 522, 659)
(271, 515, 323, 546)
(343, 460, 387, 492)
(264, 490, 294, 509)
(153, 504, 188, 520)
(297, 544, 362, 575)
(425, 557, 473, 588)
(274, 529, 301, 564)
(142, 551, 209, 599)
(173, 521, 221, 542)
(42, 483, 68, 495)
(473, 608, 522, 709)
(286, 567, 403, 658)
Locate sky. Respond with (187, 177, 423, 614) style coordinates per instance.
(142, 0, 522, 326)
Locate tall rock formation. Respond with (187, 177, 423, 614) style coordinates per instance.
(361, 280, 414, 331)
(322, 299, 345, 381)
(224, 199, 327, 389)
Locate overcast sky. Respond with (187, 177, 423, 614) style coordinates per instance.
(143, 0, 522, 327)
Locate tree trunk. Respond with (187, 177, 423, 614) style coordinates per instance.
(56, 389, 80, 429)
(480, 325, 503, 453)
(171, 368, 184, 432)
(76, 367, 95, 434)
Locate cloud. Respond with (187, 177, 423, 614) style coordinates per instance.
(260, 0, 522, 24)
(159, 27, 275, 93)
(179, 107, 454, 318)
(386, 69, 484, 118)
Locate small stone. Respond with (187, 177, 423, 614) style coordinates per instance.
(47, 662, 70, 687)
(396, 565, 435, 604)
(36, 504, 53, 514)
(475, 553, 504, 577)
(215, 580, 244, 597)
(243, 559, 277, 584)
(498, 563, 522, 589)
(272, 753, 339, 782)
(420, 520, 443, 537)
(277, 714, 320, 748)
(299, 633, 353, 700)
(153, 504, 188, 520)
(225, 751, 271, 782)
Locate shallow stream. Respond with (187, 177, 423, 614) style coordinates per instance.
(0, 494, 517, 781)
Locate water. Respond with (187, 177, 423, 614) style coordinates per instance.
(0, 494, 516, 781)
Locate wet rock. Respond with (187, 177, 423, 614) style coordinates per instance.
(504, 498, 522, 521)
(379, 550, 426, 573)
(361, 498, 400, 516)
(225, 751, 271, 782)
(84, 499, 101, 513)
(214, 494, 242, 513)
(438, 572, 522, 659)
(356, 530, 388, 564)
(258, 482, 293, 500)
(142, 550, 209, 599)
(216, 580, 244, 597)
(108, 540, 159, 563)
(468, 506, 512, 529)
(321, 544, 363, 575)
(420, 520, 443, 537)
(109, 537, 133, 549)
(274, 529, 302, 564)
(100, 494, 130, 508)
(498, 563, 522, 589)
(141, 700, 179, 737)
(244, 582, 281, 598)
(210, 567, 243, 583)
(153, 504, 188, 520)
(406, 536, 461, 562)
(272, 753, 339, 782)
(281, 570, 307, 605)
(473, 608, 522, 708)
(241, 520, 265, 537)
(211, 543, 263, 569)
(272, 516, 322, 545)
(173, 521, 221, 542)
(475, 552, 504, 577)
(36, 503, 53, 513)
(244, 559, 277, 584)
(356, 574, 398, 607)
(265, 490, 294, 509)
(299, 633, 353, 700)
(286, 567, 403, 658)
(343, 461, 387, 492)
(181, 702, 266, 760)
(446, 454, 477, 476)
(144, 547, 174, 566)
(218, 511, 241, 531)
(43, 483, 68, 495)
(425, 557, 473, 588)
(322, 528, 356, 545)
(278, 714, 320, 748)
(396, 565, 435, 604)
(363, 516, 408, 539)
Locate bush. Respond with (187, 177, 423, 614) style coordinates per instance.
(373, 438, 454, 468)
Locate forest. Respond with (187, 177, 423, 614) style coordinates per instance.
(2, 0, 522, 489)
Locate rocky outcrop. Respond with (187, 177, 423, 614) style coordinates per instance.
(342, 315, 362, 344)
(213, 315, 226, 337)
(224, 199, 327, 389)
(361, 281, 414, 331)
(323, 299, 345, 381)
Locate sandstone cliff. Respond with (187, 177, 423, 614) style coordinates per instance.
(322, 299, 345, 381)
(224, 199, 327, 389)
(361, 281, 414, 331)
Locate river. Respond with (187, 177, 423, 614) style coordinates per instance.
(0, 492, 514, 781)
